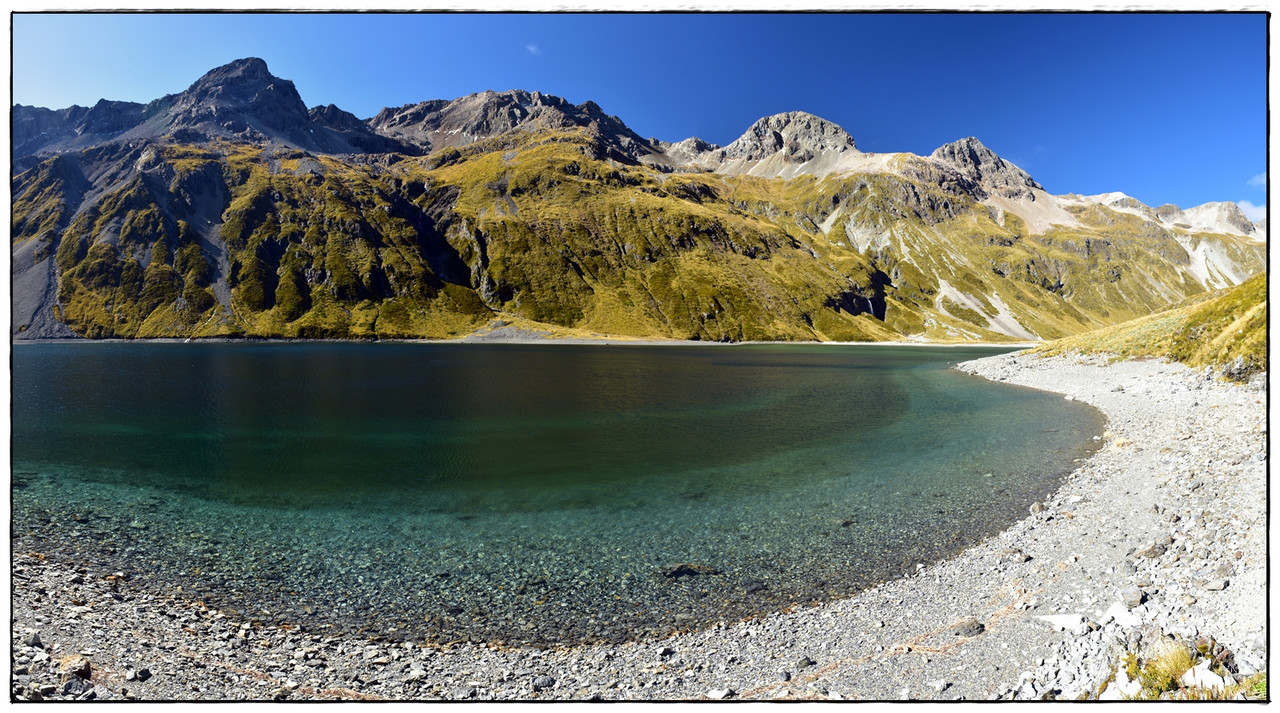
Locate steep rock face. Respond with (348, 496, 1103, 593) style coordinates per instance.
(665, 111, 867, 179)
(308, 103, 420, 155)
(369, 89, 659, 162)
(159, 57, 311, 138)
(720, 111, 859, 163)
(12, 100, 147, 166)
(135, 56, 376, 153)
(13, 58, 416, 161)
(931, 137, 1042, 200)
(654, 136, 719, 165)
(1155, 203, 1190, 226)
(1182, 201, 1258, 237)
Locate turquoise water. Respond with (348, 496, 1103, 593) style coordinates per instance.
(11, 342, 1102, 644)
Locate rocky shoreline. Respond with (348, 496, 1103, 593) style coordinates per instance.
(10, 351, 1267, 701)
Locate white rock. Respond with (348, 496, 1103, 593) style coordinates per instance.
(706, 688, 733, 700)
(1037, 613, 1085, 632)
(1180, 660, 1227, 692)
(1104, 602, 1142, 628)
(1115, 664, 1142, 697)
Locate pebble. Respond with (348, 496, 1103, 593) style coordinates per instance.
(57, 655, 92, 680)
(7, 354, 1264, 701)
(531, 675, 556, 691)
(954, 618, 984, 637)
(1120, 588, 1145, 609)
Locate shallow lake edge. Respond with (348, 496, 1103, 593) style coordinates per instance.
(10, 351, 1266, 701)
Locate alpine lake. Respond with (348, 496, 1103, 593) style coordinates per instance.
(11, 342, 1103, 646)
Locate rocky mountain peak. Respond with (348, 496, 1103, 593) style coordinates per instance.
(309, 103, 366, 132)
(164, 57, 311, 137)
(931, 137, 1042, 199)
(1183, 201, 1258, 237)
(368, 89, 656, 161)
(721, 111, 859, 163)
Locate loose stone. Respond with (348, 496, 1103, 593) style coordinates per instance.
(532, 675, 556, 691)
(57, 655, 92, 680)
(955, 618, 984, 637)
(1121, 588, 1145, 609)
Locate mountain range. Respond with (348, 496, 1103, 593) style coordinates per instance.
(12, 57, 1266, 342)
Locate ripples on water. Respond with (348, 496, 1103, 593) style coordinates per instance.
(11, 342, 1102, 644)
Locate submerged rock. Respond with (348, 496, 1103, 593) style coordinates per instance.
(661, 564, 721, 579)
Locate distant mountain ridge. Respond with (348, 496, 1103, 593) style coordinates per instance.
(11, 57, 1267, 342)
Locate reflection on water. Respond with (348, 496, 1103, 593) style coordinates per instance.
(11, 342, 1102, 644)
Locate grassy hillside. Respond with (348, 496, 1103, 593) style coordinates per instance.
(11, 128, 1268, 342)
(1035, 272, 1268, 378)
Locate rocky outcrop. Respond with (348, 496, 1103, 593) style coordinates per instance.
(158, 57, 311, 140)
(13, 58, 420, 160)
(1182, 202, 1258, 237)
(308, 104, 420, 155)
(931, 137, 1042, 200)
(368, 89, 660, 162)
(718, 111, 859, 163)
(12, 100, 146, 166)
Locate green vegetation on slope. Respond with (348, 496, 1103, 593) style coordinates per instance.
(11, 127, 1268, 342)
(1035, 272, 1267, 378)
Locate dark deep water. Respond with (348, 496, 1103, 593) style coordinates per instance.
(11, 342, 1103, 644)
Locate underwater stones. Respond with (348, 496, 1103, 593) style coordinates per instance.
(661, 563, 720, 579)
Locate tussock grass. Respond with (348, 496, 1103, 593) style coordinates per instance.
(1036, 272, 1267, 377)
(1113, 639, 1268, 701)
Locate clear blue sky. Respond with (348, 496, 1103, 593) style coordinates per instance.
(11, 12, 1268, 215)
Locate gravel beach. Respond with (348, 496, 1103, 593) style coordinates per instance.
(10, 351, 1267, 701)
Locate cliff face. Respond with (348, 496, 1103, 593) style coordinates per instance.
(10, 58, 1267, 342)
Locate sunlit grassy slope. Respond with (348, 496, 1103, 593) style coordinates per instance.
(11, 128, 1267, 341)
(1035, 272, 1267, 376)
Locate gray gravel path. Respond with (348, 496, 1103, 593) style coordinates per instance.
(10, 351, 1266, 700)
